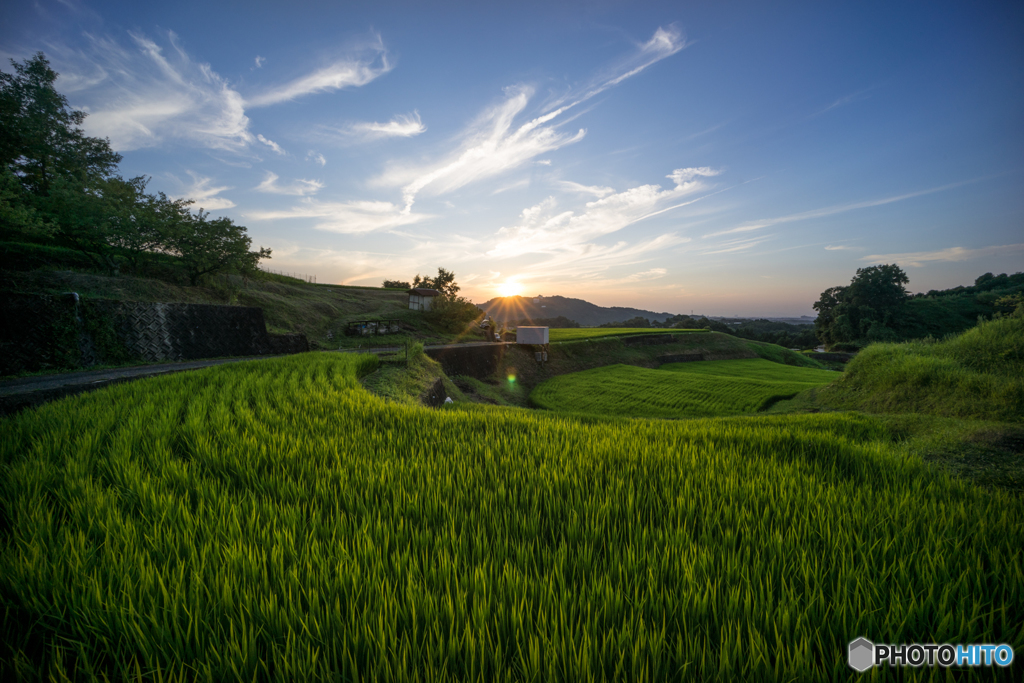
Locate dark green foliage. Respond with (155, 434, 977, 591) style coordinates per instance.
(727, 319, 819, 349)
(382, 279, 411, 289)
(0, 53, 121, 197)
(0, 53, 271, 284)
(814, 264, 910, 347)
(412, 267, 459, 297)
(598, 315, 650, 328)
(517, 315, 580, 328)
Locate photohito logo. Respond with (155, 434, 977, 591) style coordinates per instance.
(848, 638, 1014, 671)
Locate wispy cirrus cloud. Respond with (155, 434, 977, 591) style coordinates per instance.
(49, 30, 388, 153)
(254, 172, 323, 196)
(825, 244, 859, 251)
(245, 38, 391, 107)
(702, 178, 981, 239)
(306, 150, 327, 166)
(245, 199, 429, 234)
(377, 26, 686, 211)
(256, 134, 285, 155)
(862, 243, 1024, 267)
(342, 112, 426, 141)
(175, 171, 235, 210)
(487, 167, 717, 261)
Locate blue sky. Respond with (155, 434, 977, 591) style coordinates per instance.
(4, 0, 1022, 316)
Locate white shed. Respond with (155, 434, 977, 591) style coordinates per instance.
(516, 326, 549, 345)
(408, 288, 440, 311)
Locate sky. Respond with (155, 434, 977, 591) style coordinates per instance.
(3, 0, 1022, 316)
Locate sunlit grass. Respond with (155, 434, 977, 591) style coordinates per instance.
(1, 353, 1021, 681)
(530, 359, 838, 419)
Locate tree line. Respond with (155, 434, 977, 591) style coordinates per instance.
(1, 53, 270, 285)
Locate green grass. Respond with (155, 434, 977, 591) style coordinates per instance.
(1, 352, 1021, 681)
(819, 313, 1024, 422)
(547, 328, 701, 342)
(530, 359, 839, 419)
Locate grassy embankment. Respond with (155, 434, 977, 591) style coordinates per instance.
(2, 352, 1021, 681)
(455, 331, 826, 407)
(817, 313, 1024, 423)
(530, 359, 839, 419)
(546, 328, 698, 342)
(0, 267, 456, 357)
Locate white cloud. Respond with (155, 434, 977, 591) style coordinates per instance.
(306, 150, 327, 166)
(487, 167, 716, 261)
(255, 172, 323, 196)
(245, 39, 391, 107)
(624, 268, 668, 282)
(825, 244, 858, 251)
(378, 26, 686, 211)
(254, 55, 265, 69)
(176, 171, 235, 210)
(702, 178, 981, 239)
(344, 111, 426, 141)
(245, 199, 429, 234)
(257, 134, 285, 155)
(559, 181, 616, 198)
(55, 31, 253, 152)
(50, 30, 389, 153)
(862, 243, 1024, 267)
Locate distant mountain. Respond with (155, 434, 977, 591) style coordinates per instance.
(477, 295, 675, 327)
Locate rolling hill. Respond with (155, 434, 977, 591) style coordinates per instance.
(477, 294, 675, 327)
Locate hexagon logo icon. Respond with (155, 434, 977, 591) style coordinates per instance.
(848, 638, 875, 672)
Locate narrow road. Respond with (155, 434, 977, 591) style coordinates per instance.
(0, 342, 515, 415)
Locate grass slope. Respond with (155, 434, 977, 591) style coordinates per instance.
(819, 314, 1024, 422)
(1, 353, 1021, 680)
(530, 359, 838, 419)
(0, 267, 456, 352)
(547, 328, 699, 342)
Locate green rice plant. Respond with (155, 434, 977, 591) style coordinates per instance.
(547, 328, 701, 342)
(1, 353, 1021, 681)
(530, 359, 839, 419)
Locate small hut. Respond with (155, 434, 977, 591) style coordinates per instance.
(408, 288, 440, 311)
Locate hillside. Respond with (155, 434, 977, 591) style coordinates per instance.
(478, 294, 674, 327)
(0, 267, 457, 353)
(816, 312, 1024, 422)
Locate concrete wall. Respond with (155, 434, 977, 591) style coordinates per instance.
(425, 344, 507, 379)
(0, 292, 307, 375)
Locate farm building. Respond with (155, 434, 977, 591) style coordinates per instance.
(516, 326, 549, 345)
(407, 288, 440, 311)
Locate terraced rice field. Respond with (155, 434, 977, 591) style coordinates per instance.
(1, 354, 1020, 681)
(530, 359, 839, 418)
(546, 328, 701, 342)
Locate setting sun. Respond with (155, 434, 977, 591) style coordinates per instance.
(498, 280, 522, 297)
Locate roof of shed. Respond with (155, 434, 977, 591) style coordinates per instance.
(407, 288, 441, 296)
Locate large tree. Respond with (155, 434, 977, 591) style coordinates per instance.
(0, 53, 120, 196)
(163, 208, 272, 286)
(814, 264, 909, 347)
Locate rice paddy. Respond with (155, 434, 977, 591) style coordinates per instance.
(529, 358, 839, 419)
(1, 353, 1021, 681)
(546, 328, 701, 342)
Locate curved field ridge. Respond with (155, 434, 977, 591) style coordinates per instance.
(547, 328, 702, 342)
(530, 359, 839, 418)
(1, 354, 1021, 681)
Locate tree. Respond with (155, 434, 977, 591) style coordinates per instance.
(813, 264, 909, 347)
(383, 279, 412, 289)
(1, 53, 120, 196)
(412, 267, 460, 297)
(163, 209, 271, 285)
